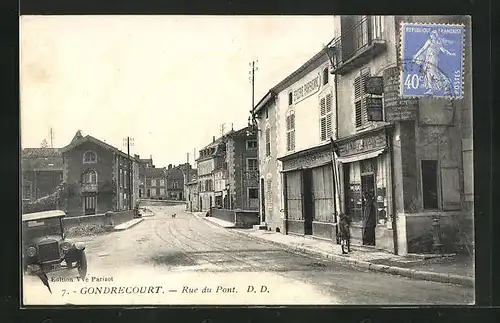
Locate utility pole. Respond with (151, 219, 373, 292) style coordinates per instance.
(49, 127, 54, 148)
(123, 137, 134, 210)
(248, 60, 258, 115)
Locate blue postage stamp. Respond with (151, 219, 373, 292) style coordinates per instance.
(400, 23, 465, 99)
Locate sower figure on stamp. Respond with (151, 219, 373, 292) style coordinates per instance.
(337, 212, 351, 255)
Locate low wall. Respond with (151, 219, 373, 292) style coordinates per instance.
(210, 208, 260, 228)
(63, 210, 135, 229)
(405, 211, 473, 253)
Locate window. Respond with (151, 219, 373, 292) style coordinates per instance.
(83, 151, 97, 164)
(246, 140, 258, 150)
(160, 179, 165, 186)
(124, 170, 128, 188)
(265, 128, 271, 157)
(246, 158, 258, 171)
(23, 181, 32, 200)
(151, 179, 156, 186)
(288, 92, 293, 106)
(354, 68, 370, 128)
(146, 178, 151, 186)
(421, 160, 439, 209)
(320, 93, 333, 141)
(286, 109, 295, 151)
(248, 188, 259, 199)
(265, 107, 269, 119)
(266, 179, 273, 212)
(160, 188, 165, 196)
(354, 15, 369, 51)
(82, 169, 97, 184)
(173, 181, 179, 189)
(323, 67, 329, 85)
(372, 15, 384, 39)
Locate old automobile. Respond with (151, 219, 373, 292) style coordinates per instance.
(22, 210, 87, 278)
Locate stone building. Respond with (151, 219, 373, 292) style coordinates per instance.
(185, 174, 199, 212)
(21, 148, 64, 204)
(253, 47, 336, 236)
(59, 131, 140, 216)
(196, 126, 259, 212)
(253, 15, 472, 255)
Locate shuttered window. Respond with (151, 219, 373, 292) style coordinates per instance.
(265, 128, 271, 157)
(354, 69, 370, 128)
(286, 109, 295, 151)
(320, 93, 333, 141)
(266, 179, 273, 213)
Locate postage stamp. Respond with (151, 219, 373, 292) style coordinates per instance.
(400, 22, 465, 99)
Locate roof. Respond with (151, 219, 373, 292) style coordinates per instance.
(22, 210, 66, 222)
(253, 47, 332, 116)
(22, 148, 63, 171)
(59, 132, 139, 162)
(143, 167, 166, 178)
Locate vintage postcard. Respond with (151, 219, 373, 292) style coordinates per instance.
(20, 15, 474, 306)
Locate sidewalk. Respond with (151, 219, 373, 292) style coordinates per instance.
(114, 218, 144, 231)
(195, 214, 474, 287)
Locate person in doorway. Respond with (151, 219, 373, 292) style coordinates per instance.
(362, 190, 377, 246)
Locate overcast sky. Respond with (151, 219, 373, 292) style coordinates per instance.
(21, 15, 336, 167)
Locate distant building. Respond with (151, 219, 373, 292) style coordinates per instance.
(185, 174, 199, 212)
(59, 131, 140, 215)
(196, 126, 258, 212)
(21, 148, 64, 204)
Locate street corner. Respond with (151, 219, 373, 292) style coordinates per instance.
(114, 218, 144, 231)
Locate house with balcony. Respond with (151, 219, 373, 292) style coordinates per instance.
(253, 46, 337, 237)
(21, 148, 64, 205)
(59, 131, 140, 216)
(327, 15, 472, 254)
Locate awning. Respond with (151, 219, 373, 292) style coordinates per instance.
(336, 148, 386, 164)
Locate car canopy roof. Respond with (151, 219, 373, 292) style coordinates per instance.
(22, 210, 66, 222)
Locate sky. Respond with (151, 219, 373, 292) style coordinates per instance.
(20, 15, 336, 167)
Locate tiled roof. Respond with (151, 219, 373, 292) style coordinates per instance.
(60, 133, 139, 162)
(22, 148, 63, 171)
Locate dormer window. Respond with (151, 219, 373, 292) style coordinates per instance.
(83, 150, 97, 164)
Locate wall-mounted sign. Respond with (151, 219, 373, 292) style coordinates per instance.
(282, 149, 331, 171)
(292, 73, 321, 104)
(337, 131, 387, 157)
(383, 67, 419, 121)
(365, 77, 384, 95)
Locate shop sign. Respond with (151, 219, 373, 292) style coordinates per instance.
(282, 150, 331, 171)
(364, 77, 384, 95)
(383, 67, 419, 121)
(337, 132, 387, 157)
(292, 73, 321, 104)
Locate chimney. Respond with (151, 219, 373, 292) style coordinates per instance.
(213, 136, 215, 143)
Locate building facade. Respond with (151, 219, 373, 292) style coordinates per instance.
(253, 15, 472, 255)
(142, 166, 167, 199)
(185, 174, 199, 212)
(329, 15, 472, 254)
(196, 136, 223, 211)
(254, 47, 337, 237)
(165, 163, 191, 200)
(21, 148, 64, 204)
(60, 131, 139, 216)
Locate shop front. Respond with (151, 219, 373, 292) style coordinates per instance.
(333, 125, 397, 253)
(279, 143, 337, 240)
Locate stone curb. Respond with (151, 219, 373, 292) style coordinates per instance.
(196, 214, 474, 288)
(114, 218, 144, 231)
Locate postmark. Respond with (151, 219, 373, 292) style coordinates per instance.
(400, 22, 465, 99)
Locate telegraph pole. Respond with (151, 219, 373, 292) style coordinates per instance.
(49, 127, 54, 148)
(249, 60, 258, 115)
(123, 137, 134, 210)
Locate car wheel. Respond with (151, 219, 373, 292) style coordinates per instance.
(77, 251, 88, 279)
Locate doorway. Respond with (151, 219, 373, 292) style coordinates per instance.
(147, 189, 151, 198)
(302, 169, 313, 235)
(84, 195, 97, 215)
(361, 173, 376, 245)
(260, 178, 266, 223)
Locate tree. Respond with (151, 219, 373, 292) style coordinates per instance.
(40, 139, 49, 148)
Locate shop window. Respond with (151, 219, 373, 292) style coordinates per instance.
(421, 160, 439, 209)
(320, 93, 333, 141)
(265, 128, 271, 157)
(323, 67, 329, 85)
(286, 109, 295, 151)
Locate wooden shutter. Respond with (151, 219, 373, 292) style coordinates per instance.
(440, 166, 461, 210)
